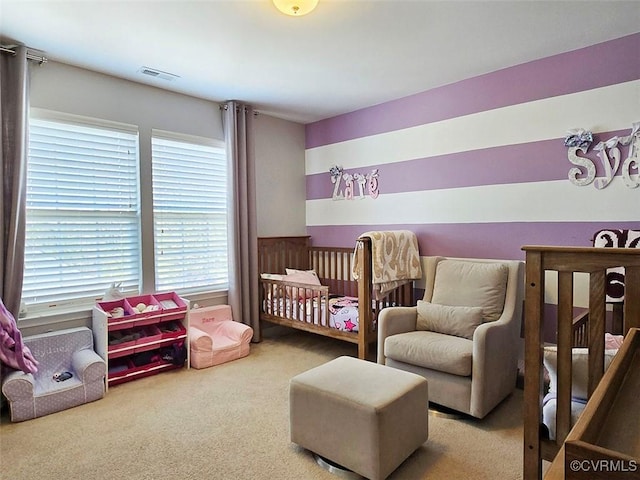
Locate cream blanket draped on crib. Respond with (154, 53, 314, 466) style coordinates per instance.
(352, 230, 422, 299)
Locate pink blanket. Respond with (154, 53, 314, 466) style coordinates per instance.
(0, 298, 38, 374)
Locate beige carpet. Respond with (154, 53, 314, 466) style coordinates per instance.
(0, 330, 524, 479)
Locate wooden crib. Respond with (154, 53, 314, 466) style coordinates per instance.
(522, 245, 640, 480)
(258, 236, 415, 359)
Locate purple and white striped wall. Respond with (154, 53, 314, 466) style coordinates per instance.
(304, 33, 640, 267)
(306, 34, 640, 149)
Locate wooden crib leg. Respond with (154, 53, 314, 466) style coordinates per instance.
(358, 338, 368, 360)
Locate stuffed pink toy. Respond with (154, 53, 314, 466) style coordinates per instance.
(0, 298, 38, 374)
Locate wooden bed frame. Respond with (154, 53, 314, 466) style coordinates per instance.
(522, 245, 640, 480)
(258, 236, 414, 359)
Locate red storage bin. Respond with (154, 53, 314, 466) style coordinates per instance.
(138, 325, 162, 344)
(157, 320, 187, 340)
(108, 328, 140, 357)
(107, 357, 133, 382)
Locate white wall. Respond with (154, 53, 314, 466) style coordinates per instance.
(24, 61, 306, 333)
(30, 62, 223, 138)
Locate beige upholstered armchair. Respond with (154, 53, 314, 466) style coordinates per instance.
(377, 256, 524, 419)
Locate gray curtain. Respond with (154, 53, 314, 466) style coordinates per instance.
(0, 46, 29, 317)
(222, 100, 259, 341)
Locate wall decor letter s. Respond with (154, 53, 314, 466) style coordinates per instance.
(565, 129, 596, 186)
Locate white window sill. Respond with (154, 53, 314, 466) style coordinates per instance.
(18, 290, 228, 335)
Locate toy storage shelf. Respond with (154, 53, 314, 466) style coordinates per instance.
(92, 292, 190, 390)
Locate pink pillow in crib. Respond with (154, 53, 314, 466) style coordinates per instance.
(283, 270, 321, 299)
(605, 333, 624, 350)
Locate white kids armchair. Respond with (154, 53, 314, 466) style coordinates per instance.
(2, 327, 106, 422)
(377, 256, 524, 419)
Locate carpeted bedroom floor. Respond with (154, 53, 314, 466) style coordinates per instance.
(0, 329, 525, 479)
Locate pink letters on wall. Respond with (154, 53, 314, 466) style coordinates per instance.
(330, 165, 379, 200)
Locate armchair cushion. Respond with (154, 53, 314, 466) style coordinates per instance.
(416, 300, 484, 339)
(431, 259, 508, 321)
(385, 331, 473, 376)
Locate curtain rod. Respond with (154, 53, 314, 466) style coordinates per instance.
(0, 46, 48, 64)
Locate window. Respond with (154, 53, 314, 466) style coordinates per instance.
(23, 112, 140, 310)
(151, 131, 228, 293)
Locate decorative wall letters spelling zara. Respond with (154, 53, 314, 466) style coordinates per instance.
(565, 122, 639, 189)
(330, 165, 379, 200)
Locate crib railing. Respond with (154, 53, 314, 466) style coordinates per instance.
(572, 311, 590, 348)
(522, 245, 640, 480)
(309, 246, 357, 297)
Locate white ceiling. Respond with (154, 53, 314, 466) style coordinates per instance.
(1, 0, 639, 124)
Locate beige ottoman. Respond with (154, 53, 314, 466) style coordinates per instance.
(290, 356, 428, 480)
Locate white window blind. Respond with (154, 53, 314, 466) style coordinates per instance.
(151, 133, 228, 293)
(23, 116, 140, 309)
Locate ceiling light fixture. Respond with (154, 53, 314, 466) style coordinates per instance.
(272, 0, 318, 16)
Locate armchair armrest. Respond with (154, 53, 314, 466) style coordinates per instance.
(189, 326, 212, 349)
(473, 317, 517, 367)
(214, 321, 253, 344)
(470, 313, 520, 417)
(1, 370, 35, 400)
(72, 348, 106, 383)
(377, 306, 418, 364)
(189, 326, 208, 340)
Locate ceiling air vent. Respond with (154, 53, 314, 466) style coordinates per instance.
(137, 66, 180, 82)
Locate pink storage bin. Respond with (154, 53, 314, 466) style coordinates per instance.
(124, 295, 163, 324)
(153, 292, 187, 320)
(98, 299, 135, 329)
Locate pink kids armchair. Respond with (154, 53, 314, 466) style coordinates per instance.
(188, 305, 253, 369)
